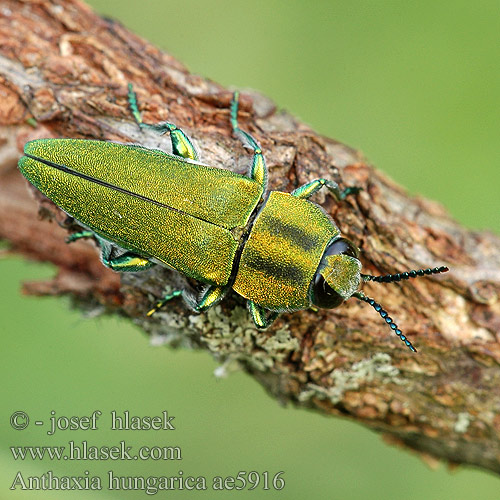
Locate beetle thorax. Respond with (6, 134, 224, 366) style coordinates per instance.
(232, 191, 340, 311)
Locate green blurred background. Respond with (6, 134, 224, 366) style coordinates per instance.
(1, 0, 499, 498)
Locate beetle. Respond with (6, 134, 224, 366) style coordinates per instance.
(18, 85, 448, 352)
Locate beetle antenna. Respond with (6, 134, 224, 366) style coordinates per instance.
(353, 292, 416, 352)
(361, 265, 448, 283)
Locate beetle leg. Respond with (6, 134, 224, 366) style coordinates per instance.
(67, 231, 152, 270)
(148, 285, 227, 317)
(230, 91, 268, 192)
(291, 178, 361, 201)
(101, 252, 155, 272)
(127, 83, 144, 129)
(97, 237, 154, 272)
(147, 290, 183, 317)
(163, 123, 199, 161)
(66, 230, 95, 243)
(195, 285, 229, 312)
(127, 84, 199, 161)
(67, 233, 152, 271)
(248, 301, 279, 329)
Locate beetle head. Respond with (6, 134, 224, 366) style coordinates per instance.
(310, 235, 449, 353)
(311, 237, 361, 309)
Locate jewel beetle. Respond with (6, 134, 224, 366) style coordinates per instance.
(18, 85, 448, 352)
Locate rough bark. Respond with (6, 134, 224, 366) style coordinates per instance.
(1, 0, 499, 475)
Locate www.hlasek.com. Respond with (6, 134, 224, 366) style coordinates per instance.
(11, 440, 182, 461)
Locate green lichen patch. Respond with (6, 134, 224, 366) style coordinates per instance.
(298, 352, 403, 404)
(454, 412, 473, 434)
(190, 305, 298, 372)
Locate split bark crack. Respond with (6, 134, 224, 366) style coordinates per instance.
(1, 0, 499, 475)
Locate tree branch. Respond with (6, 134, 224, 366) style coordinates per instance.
(1, 0, 499, 474)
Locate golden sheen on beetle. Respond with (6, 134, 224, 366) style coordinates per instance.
(18, 85, 449, 352)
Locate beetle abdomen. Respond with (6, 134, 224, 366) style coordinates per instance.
(233, 191, 340, 310)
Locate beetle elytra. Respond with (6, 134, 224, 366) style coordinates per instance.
(18, 85, 448, 352)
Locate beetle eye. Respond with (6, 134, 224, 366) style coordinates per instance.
(312, 272, 345, 309)
(326, 237, 358, 259)
(311, 237, 360, 309)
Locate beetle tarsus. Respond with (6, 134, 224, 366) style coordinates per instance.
(339, 186, 363, 199)
(230, 91, 268, 191)
(147, 290, 183, 316)
(127, 83, 143, 130)
(291, 178, 361, 202)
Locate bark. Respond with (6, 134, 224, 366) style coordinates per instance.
(1, 0, 500, 475)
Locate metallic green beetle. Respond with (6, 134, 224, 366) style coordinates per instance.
(18, 85, 448, 352)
